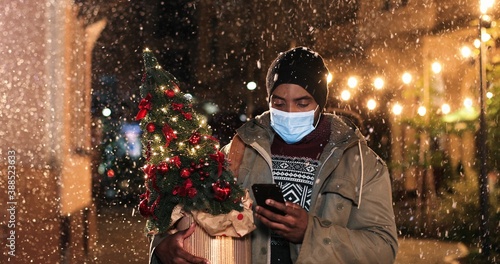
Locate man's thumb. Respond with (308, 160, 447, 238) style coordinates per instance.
(181, 222, 196, 239)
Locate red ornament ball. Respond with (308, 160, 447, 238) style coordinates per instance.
(180, 168, 191, 178)
(138, 199, 151, 217)
(165, 89, 175, 98)
(183, 112, 193, 120)
(146, 123, 156, 133)
(107, 169, 115, 178)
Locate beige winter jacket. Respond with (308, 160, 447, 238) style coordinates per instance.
(223, 112, 398, 263)
(149, 112, 398, 263)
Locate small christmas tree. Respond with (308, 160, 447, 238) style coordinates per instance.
(136, 49, 246, 234)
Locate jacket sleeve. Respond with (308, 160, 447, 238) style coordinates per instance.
(296, 144, 398, 264)
(148, 233, 167, 264)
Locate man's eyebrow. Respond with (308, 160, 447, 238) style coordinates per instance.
(271, 95, 313, 101)
(270, 94, 285, 100)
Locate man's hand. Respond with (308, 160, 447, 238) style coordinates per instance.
(155, 223, 210, 264)
(254, 200, 308, 243)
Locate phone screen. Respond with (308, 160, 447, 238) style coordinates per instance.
(251, 184, 286, 215)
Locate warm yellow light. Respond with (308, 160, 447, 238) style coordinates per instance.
(327, 73, 333, 84)
(402, 72, 412, 84)
(487, 92, 493, 99)
(441, 104, 451, 115)
(460, 46, 472, 58)
(340, 90, 351, 101)
(418, 106, 427, 117)
(102, 107, 111, 117)
(480, 0, 494, 14)
(367, 99, 377, 110)
(246, 81, 257, 91)
(474, 39, 481, 48)
(464, 97, 473, 108)
(431, 62, 442, 74)
(347, 76, 358, 89)
(373, 77, 385, 90)
(481, 32, 491, 42)
(392, 103, 403, 115)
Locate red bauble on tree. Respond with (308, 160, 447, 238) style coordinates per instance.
(146, 122, 156, 133)
(183, 112, 193, 120)
(180, 168, 191, 178)
(189, 132, 202, 145)
(164, 89, 175, 98)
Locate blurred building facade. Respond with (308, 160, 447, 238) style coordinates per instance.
(0, 0, 104, 262)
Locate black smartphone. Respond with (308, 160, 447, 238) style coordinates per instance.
(251, 183, 286, 215)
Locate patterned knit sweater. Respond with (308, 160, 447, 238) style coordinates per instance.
(270, 116, 331, 263)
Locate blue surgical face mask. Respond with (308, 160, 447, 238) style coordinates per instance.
(270, 106, 319, 144)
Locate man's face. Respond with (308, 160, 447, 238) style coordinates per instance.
(270, 83, 320, 121)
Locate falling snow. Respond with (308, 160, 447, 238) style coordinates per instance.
(0, 0, 499, 263)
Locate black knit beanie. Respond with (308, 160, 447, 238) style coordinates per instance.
(266, 47, 329, 110)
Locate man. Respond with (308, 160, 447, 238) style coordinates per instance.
(151, 47, 398, 263)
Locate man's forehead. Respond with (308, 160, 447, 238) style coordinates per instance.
(271, 84, 312, 97)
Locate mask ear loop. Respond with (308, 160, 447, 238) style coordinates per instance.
(313, 105, 321, 128)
